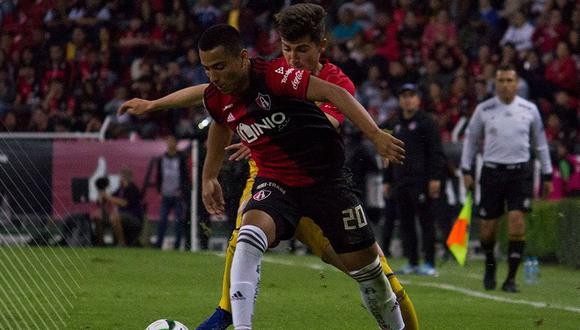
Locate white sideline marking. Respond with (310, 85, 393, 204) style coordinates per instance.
(404, 280, 580, 314)
(249, 255, 580, 315)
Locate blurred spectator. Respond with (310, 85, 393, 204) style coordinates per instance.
(179, 47, 208, 85)
(368, 11, 400, 62)
(328, 43, 364, 85)
(549, 141, 573, 200)
(421, 9, 457, 58)
(42, 78, 75, 118)
(338, 0, 376, 29)
(520, 51, 549, 98)
(501, 11, 535, 52)
(533, 9, 569, 54)
(192, 0, 220, 29)
(91, 169, 144, 247)
(0, 110, 17, 131)
(66, 26, 88, 62)
(545, 41, 578, 93)
(155, 135, 190, 249)
(552, 90, 578, 144)
(331, 8, 363, 44)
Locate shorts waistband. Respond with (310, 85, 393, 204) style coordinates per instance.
(483, 162, 527, 170)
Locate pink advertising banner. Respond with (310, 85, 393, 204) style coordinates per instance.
(52, 140, 171, 220)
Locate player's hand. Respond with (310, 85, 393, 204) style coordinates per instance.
(225, 143, 251, 161)
(202, 178, 225, 215)
(118, 98, 155, 116)
(542, 181, 553, 198)
(463, 174, 474, 191)
(428, 180, 441, 199)
(371, 131, 405, 165)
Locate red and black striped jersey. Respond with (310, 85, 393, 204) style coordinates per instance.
(203, 58, 345, 187)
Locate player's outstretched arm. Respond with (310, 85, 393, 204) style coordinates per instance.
(306, 77, 405, 164)
(118, 83, 209, 116)
(202, 121, 234, 215)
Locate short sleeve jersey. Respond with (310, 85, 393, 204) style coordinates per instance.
(203, 58, 345, 187)
(269, 57, 355, 124)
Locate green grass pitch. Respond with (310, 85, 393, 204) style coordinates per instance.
(0, 247, 578, 329)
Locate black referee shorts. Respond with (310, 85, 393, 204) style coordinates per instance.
(478, 162, 533, 219)
(244, 176, 376, 253)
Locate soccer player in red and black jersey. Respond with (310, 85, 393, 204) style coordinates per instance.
(198, 24, 404, 329)
(119, 8, 411, 330)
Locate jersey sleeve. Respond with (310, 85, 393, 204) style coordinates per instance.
(460, 104, 484, 172)
(265, 63, 311, 99)
(203, 84, 225, 124)
(318, 69, 355, 123)
(530, 104, 553, 175)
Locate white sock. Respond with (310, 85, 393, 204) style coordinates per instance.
(349, 257, 405, 330)
(230, 225, 268, 330)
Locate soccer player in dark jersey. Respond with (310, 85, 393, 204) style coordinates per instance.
(121, 23, 405, 329)
(198, 24, 404, 330)
(197, 4, 418, 330)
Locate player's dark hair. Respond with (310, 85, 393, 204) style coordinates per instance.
(275, 3, 326, 43)
(198, 24, 243, 56)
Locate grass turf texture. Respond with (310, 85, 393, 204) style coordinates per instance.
(0, 247, 578, 329)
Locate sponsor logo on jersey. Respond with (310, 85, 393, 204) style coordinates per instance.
(236, 112, 288, 143)
(280, 68, 295, 84)
(226, 112, 236, 122)
(255, 93, 271, 111)
(253, 189, 271, 201)
(292, 70, 304, 90)
(275, 66, 285, 75)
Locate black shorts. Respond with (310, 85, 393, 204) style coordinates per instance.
(244, 177, 376, 253)
(478, 162, 533, 219)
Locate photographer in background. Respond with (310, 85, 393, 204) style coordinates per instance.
(91, 168, 144, 247)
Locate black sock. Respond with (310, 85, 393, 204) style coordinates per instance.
(480, 240, 496, 267)
(507, 240, 525, 281)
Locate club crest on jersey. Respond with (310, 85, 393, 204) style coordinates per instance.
(253, 189, 271, 201)
(256, 93, 271, 111)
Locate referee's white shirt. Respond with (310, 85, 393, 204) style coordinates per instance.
(461, 95, 552, 175)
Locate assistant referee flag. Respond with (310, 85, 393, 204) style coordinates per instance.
(446, 192, 473, 266)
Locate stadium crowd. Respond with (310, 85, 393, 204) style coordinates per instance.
(0, 0, 578, 190)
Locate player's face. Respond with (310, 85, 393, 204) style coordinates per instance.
(200, 46, 248, 94)
(495, 70, 518, 102)
(281, 36, 325, 73)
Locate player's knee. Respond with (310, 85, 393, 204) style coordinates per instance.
(236, 225, 268, 253)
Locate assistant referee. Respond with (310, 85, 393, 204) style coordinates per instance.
(460, 64, 553, 293)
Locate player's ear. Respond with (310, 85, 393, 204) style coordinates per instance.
(240, 49, 249, 66)
(320, 38, 327, 52)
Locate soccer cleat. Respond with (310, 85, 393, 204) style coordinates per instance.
(417, 263, 439, 276)
(395, 264, 419, 275)
(196, 307, 232, 330)
(501, 279, 520, 293)
(483, 262, 497, 290)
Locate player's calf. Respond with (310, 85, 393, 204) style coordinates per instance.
(230, 225, 268, 330)
(349, 257, 405, 330)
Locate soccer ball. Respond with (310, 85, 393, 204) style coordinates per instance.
(145, 319, 189, 330)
